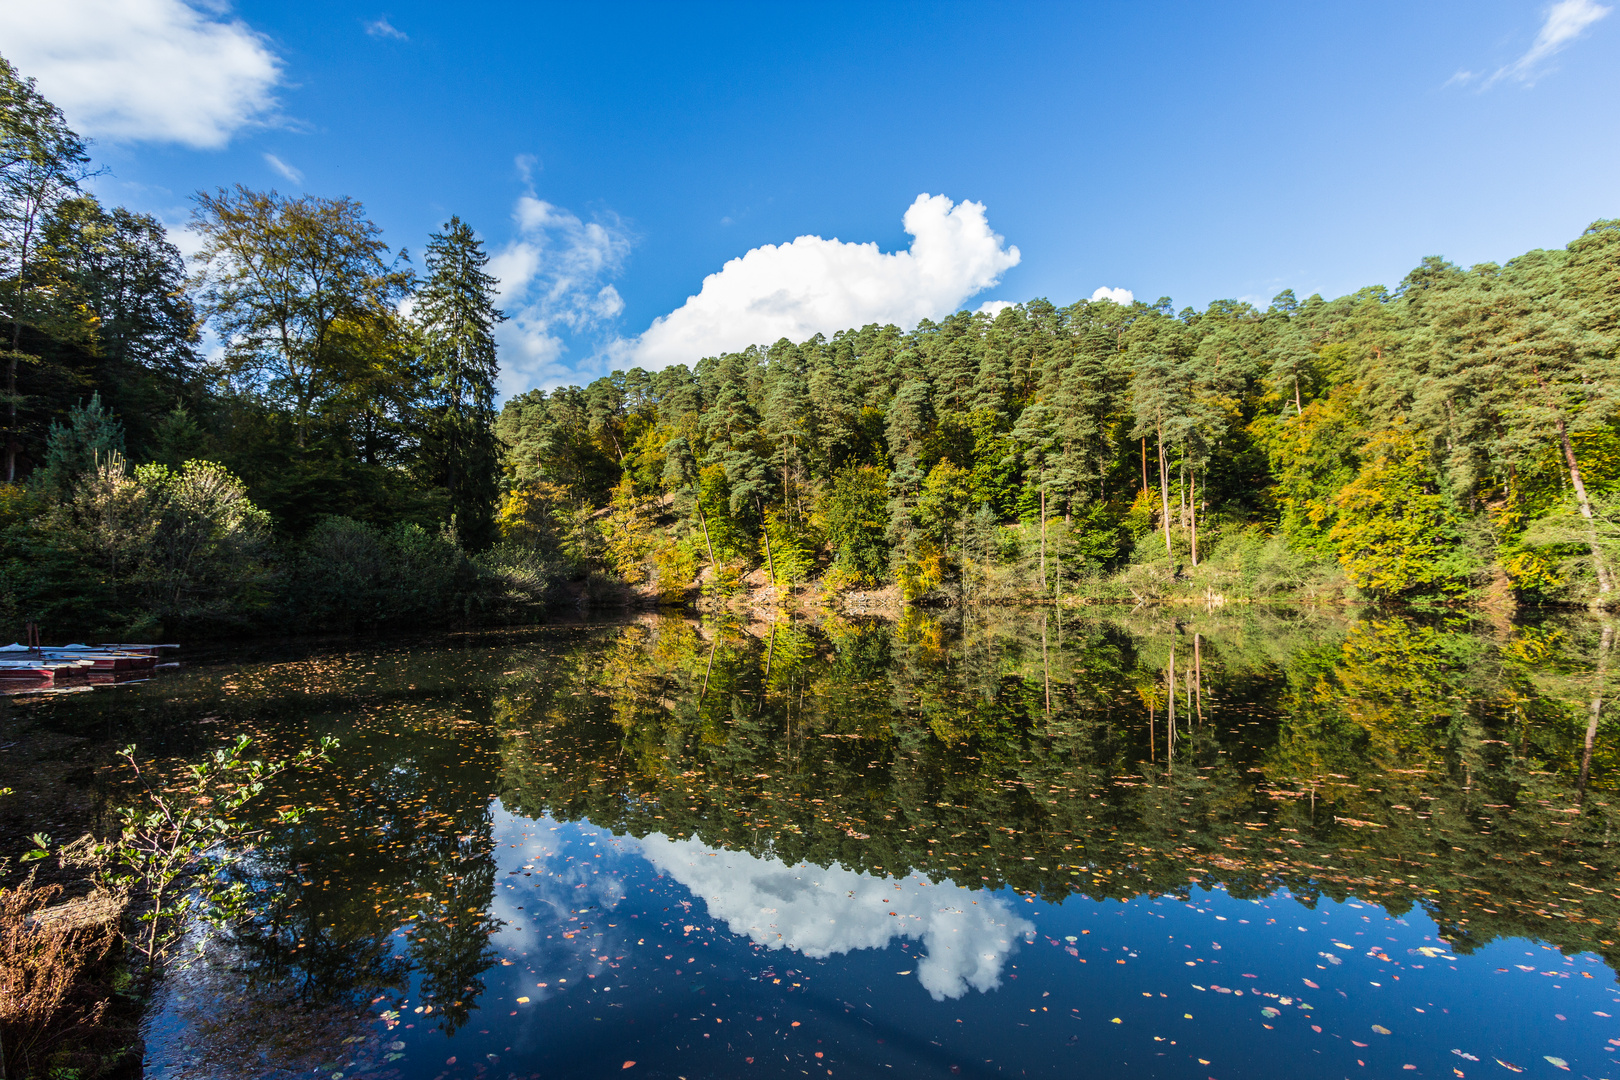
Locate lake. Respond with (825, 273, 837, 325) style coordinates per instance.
(8, 607, 1620, 1079)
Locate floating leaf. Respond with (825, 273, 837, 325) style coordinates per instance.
(1544, 1058, 1568, 1071)
(1372, 1025, 1392, 1035)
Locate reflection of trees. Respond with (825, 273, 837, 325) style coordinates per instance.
(494, 608, 1620, 969)
(202, 648, 511, 1037)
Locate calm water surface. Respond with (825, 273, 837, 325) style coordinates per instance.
(11, 608, 1620, 1079)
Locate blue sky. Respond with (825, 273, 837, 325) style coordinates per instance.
(3, 1, 1616, 394)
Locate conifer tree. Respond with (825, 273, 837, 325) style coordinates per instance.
(416, 216, 504, 548)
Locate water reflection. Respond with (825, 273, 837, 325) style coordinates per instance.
(637, 832, 1033, 1000)
(12, 606, 1619, 1077)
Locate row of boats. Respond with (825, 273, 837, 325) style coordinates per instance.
(0, 643, 179, 688)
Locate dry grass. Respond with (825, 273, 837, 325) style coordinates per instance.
(0, 864, 116, 1079)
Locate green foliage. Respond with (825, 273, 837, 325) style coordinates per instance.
(32, 393, 125, 498)
(1328, 428, 1474, 600)
(16, 453, 270, 634)
(761, 509, 815, 589)
(818, 465, 890, 582)
(95, 734, 335, 982)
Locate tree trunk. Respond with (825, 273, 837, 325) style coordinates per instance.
(760, 513, 776, 584)
(7, 215, 32, 482)
(1579, 620, 1613, 803)
(1167, 645, 1176, 759)
(1041, 614, 1051, 715)
(1555, 414, 1613, 598)
(1157, 422, 1173, 570)
(1039, 485, 1047, 595)
(696, 503, 717, 569)
(1140, 437, 1148, 495)
(1189, 467, 1198, 567)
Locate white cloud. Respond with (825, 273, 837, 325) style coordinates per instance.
(1090, 286, 1134, 305)
(262, 152, 301, 184)
(638, 833, 1034, 1001)
(977, 300, 1015, 318)
(1488, 0, 1610, 85)
(0, 0, 283, 148)
(364, 16, 407, 40)
(628, 193, 1020, 370)
(489, 187, 632, 397)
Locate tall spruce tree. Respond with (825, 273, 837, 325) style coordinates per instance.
(416, 216, 504, 548)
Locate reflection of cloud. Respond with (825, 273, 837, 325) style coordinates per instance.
(486, 808, 628, 999)
(638, 834, 1033, 1001)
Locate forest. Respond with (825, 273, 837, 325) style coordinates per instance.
(3, 48, 1618, 639)
(496, 228, 1620, 611)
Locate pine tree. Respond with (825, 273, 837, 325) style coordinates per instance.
(416, 216, 505, 548)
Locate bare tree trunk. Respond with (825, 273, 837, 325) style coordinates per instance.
(1189, 467, 1198, 567)
(1193, 632, 1203, 723)
(7, 214, 33, 482)
(1555, 414, 1612, 599)
(760, 506, 776, 585)
(1158, 422, 1173, 570)
(1167, 644, 1176, 761)
(1042, 614, 1051, 716)
(1140, 437, 1148, 495)
(697, 504, 717, 569)
(1578, 620, 1613, 803)
(1040, 485, 1047, 595)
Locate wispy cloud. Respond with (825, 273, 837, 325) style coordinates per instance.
(364, 16, 407, 40)
(0, 0, 282, 148)
(487, 167, 633, 396)
(1461, 0, 1612, 87)
(262, 152, 302, 184)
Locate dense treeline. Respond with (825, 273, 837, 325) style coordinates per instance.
(498, 233, 1620, 608)
(4, 45, 1618, 640)
(0, 55, 554, 636)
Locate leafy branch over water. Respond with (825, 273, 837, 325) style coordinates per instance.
(97, 734, 336, 983)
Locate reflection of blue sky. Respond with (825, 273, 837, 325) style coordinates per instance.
(637, 832, 1033, 1001)
(487, 806, 1032, 1001)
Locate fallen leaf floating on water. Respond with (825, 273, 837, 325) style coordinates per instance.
(1372, 1025, 1392, 1035)
(1495, 1061, 1523, 1073)
(1544, 1058, 1569, 1071)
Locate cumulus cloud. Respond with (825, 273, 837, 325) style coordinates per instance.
(638, 832, 1034, 1001)
(262, 153, 301, 184)
(977, 300, 1016, 318)
(1478, 0, 1610, 86)
(364, 16, 407, 40)
(0, 0, 282, 148)
(488, 187, 632, 397)
(629, 193, 1020, 370)
(1090, 286, 1134, 305)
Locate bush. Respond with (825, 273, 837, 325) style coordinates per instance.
(21, 455, 270, 635)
